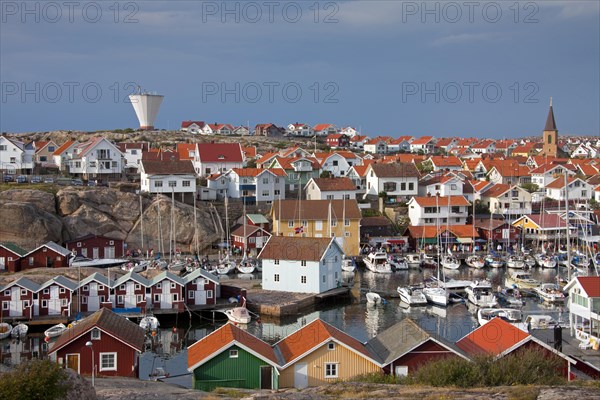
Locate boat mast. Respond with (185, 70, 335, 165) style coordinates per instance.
(140, 194, 144, 252)
(157, 198, 163, 256)
(565, 172, 571, 281)
(170, 188, 175, 261)
(436, 194, 441, 283)
(193, 192, 198, 256)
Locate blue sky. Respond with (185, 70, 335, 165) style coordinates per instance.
(1, 1, 599, 138)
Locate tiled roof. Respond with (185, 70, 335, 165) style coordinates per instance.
(472, 139, 495, 149)
(411, 136, 434, 145)
(230, 224, 270, 238)
(52, 140, 77, 156)
(141, 160, 195, 175)
(360, 216, 392, 227)
(474, 218, 510, 231)
(257, 236, 335, 262)
(176, 143, 196, 160)
(515, 214, 567, 229)
(456, 317, 529, 356)
(309, 177, 356, 191)
(575, 277, 600, 297)
(314, 123, 334, 131)
(188, 322, 279, 371)
(231, 168, 286, 177)
(276, 319, 376, 366)
(272, 199, 361, 220)
(428, 156, 463, 167)
(410, 195, 470, 207)
(530, 163, 575, 174)
(49, 308, 146, 354)
(242, 146, 257, 158)
(489, 164, 530, 177)
(481, 183, 511, 198)
(197, 143, 243, 163)
(545, 176, 581, 189)
(369, 162, 420, 178)
(181, 120, 205, 128)
(349, 165, 369, 177)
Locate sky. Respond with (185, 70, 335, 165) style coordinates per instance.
(1, 0, 599, 138)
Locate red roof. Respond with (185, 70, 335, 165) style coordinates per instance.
(456, 318, 529, 356)
(52, 140, 77, 156)
(575, 277, 600, 297)
(242, 146, 257, 158)
(181, 120, 205, 128)
(197, 143, 243, 162)
(481, 183, 511, 198)
(410, 195, 470, 207)
(545, 176, 582, 189)
(231, 168, 286, 177)
(314, 123, 334, 131)
(411, 136, 434, 145)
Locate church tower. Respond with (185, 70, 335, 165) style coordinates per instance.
(541, 97, 558, 157)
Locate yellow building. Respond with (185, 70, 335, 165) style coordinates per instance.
(270, 199, 361, 256)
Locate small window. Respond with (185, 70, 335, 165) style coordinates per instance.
(82, 296, 87, 304)
(91, 328, 101, 340)
(3, 290, 9, 296)
(188, 291, 195, 299)
(22, 300, 29, 308)
(77, 242, 82, 248)
(301, 260, 307, 267)
(325, 363, 338, 378)
(274, 274, 280, 282)
(2, 301, 8, 310)
(170, 282, 176, 289)
(301, 276, 307, 284)
(172, 293, 179, 302)
(328, 342, 335, 350)
(136, 295, 143, 303)
(156, 282, 162, 289)
(61, 298, 67, 306)
(43, 288, 49, 295)
(83, 285, 89, 292)
(109, 240, 114, 245)
(59, 287, 65, 294)
(207, 290, 213, 299)
(153, 294, 160, 302)
(119, 284, 125, 291)
(229, 349, 238, 358)
(322, 275, 326, 283)
(41, 299, 48, 308)
(117, 295, 124, 304)
(20, 289, 27, 296)
(288, 220, 294, 228)
(274, 259, 279, 265)
(99, 352, 117, 371)
(98, 285, 104, 291)
(135, 283, 141, 291)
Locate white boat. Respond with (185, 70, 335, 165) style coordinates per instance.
(389, 256, 409, 271)
(366, 292, 384, 305)
(434, 277, 473, 294)
(441, 254, 460, 270)
(341, 256, 356, 273)
(11, 323, 28, 338)
(139, 316, 160, 331)
(236, 257, 256, 274)
(216, 256, 237, 275)
(534, 283, 565, 303)
(420, 255, 437, 268)
(506, 255, 526, 269)
(70, 257, 129, 268)
(0, 322, 11, 340)
(497, 286, 524, 307)
(465, 255, 485, 269)
(149, 367, 170, 381)
(465, 280, 498, 308)
(423, 286, 448, 307)
(44, 323, 67, 338)
(524, 255, 537, 268)
(397, 286, 427, 306)
(405, 253, 423, 268)
(505, 271, 541, 290)
(363, 251, 393, 274)
(485, 254, 505, 268)
(525, 314, 562, 330)
(225, 306, 251, 324)
(478, 308, 522, 326)
(122, 260, 149, 273)
(535, 253, 557, 269)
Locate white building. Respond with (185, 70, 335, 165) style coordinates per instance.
(545, 177, 593, 202)
(68, 137, 124, 180)
(0, 135, 34, 174)
(419, 175, 464, 197)
(315, 151, 362, 178)
(305, 177, 357, 200)
(258, 236, 343, 294)
(193, 142, 244, 176)
(407, 195, 471, 226)
(52, 140, 79, 172)
(340, 127, 359, 138)
(117, 142, 150, 172)
(563, 276, 600, 349)
(139, 160, 196, 197)
(364, 162, 420, 199)
(286, 123, 314, 137)
(222, 168, 287, 204)
(480, 183, 533, 217)
(530, 163, 577, 189)
(363, 139, 388, 155)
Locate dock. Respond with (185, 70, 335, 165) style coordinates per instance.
(247, 286, 350, 318)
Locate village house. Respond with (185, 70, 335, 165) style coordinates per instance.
(32, 140, 58, 167)
(363, 139, 388, 155)
(305, 177, 357, 200)
(117, 142, 150, 174)
(139, 159, 197, 202)
(409, 136, 436, 154)
(418, 174, 464, 197)
(193, 142, 244, 176)
(435, 138, 457, 154)
(52, 140, 79, 172)
(20, 242, 72, 271)
(0, 242, 26, 273)
(364, 162, 420, 200)
(180, 120, 206, 133)
(313, 123, 338, 136)
(486, 164, 532, 186)
(183, 268, 220, 307)
(230, 224, 271, 256)
(265, 156, 320, 193)
(286, 123, 314, 137)
(473, 219, 522, 248)
(202, 123, 235, 136)
(65, 235, 125, 259)
(470, 139, 496, 154)
(512, 214, 569, 243)
(529, 163, 576, 189)
(406, 225, 478, 252)
(315, 151, 362, 177)
(188, 322, 280, 391)
(244, 213, 271, 230)
(220, 167, 287, 204)
(259, 236, 343, 294)
(407, 195, 470, 226)
(233, 126, 250, 136)
(545, 176, 593, 202)
(0, 277, 38, 319)
(423, 156, 463, 172)
(349, 135, 368, 150)
(78, 273, 112, 314)
(48, 308, 146, 378)
(360, 216, 395, 241)
(254, 123, 285, 137)
(270, 199, 361, 256)
(36, 276, 78, 317)
(480, 184, 533, 218)
(387, 136, 414, 153)
(346, 164, 370, 193)
(112, 271, 150, 311)
(148, 271, 186, 312)
(563, 276, 600, 350)
(325, 133, 349, 149)
(0, 135, 34, 174)
(68, 137, 124, 180)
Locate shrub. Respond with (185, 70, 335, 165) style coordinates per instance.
(412, 356, 482, 387)
(0, 359, 70, 399)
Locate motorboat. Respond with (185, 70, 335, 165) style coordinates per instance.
(497, 286, 524, 307)
(0, 322, 11, 340)
(478, 308, 522, 326)
(397, 286, 427, 306)
(506, 255, 526, 269)
(363, 251, 393, 274)
(422, 286, 448, 307)
(70, 257, 129, 268)
(44, 323, 67, 338)
(465, 280, 498, 308)
(534, 283, 565, 303)
(420, 254, 437, 268)
(441, 255, 460, 270)
(389, 255, 409, 271)
(341, 256, 357, 273)
(505, 271, 541, 290)
(465, 255, 485, 269)
(405, 253, 423, 269)
(525, 315, 562, 330)
(11, 323, 28, 338)
(139, 316, 160, 331)
(225, 306, 251, 324)
(433, 277, 473, 294)
(366, 292, 384, 305)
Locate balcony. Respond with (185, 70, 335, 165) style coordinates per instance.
(239, 184, 256, 191)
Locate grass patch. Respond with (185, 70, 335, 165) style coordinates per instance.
(503, 386, 540, 400)
(354, 372, 403, 384)
(211, 387, 247, 398)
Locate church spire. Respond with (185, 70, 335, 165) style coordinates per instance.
(544, 97, 557, 131)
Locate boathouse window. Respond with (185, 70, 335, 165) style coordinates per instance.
(172, 294, 179, 302)
(77, 242, 82, 247)
(288, 220, 294, 228)
(83, 285, 89, 292)
(156, 283, 161, 289)
(91, 328, 101, 340)
(274, 274, 280, 282)
(207, 290, 213, 298)
(171, 282, 176, 289)
(82, 297, 87, 304)
(42, 300, 48, 308)
(153, 294, 160, 302)
(328, 342, 335, 350)
(325, 363, 338, 378)
(20, 289, 26, 296)
(301, 261, 307, 267)
(61, 299, 67, 307)
(2, 302, 8, 310)
(182, 181, 190, 187)
(188, 291, 194, 299)
(29, 257, 34, 266)
(274, 260, 279, 265)
(60, 288, 65, 294)
(136, 295, 143, 303)
(99, 353, 117, 371)
(119, 285, 125, 291)
(99, 296, 105, 303)
(117, 295, 123, 304)
(322, 275, 326, 283)
(98, 285, 104, 291)
(135, 284, 141, 291)
(43, 288, 49, 295)
(3, 290, 9, 296)
(229, 350, 238, 358)
(301, 276, 307, 284)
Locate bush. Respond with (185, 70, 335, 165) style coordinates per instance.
(354, 372, 404, 384)
(412, 356, 482, 387)
(0, 359, 71, 399)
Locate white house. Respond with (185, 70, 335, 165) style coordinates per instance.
(563, 276, 600, 349)
(52, 140, 79, 172)
(202, 123, 234, 135)
(419, 174, 464, 197)
(471, 139, 497, 154)
(315, 151, 362, 178)
(349, 135, 368, 150)
(480, 183, 532, 218)
(180, 121, 205, 133)
(117, 142, 150, 172)
(387, 136, 413, 153)
(340, 126, 359, 138)
(545, 176, 593, 202)
(0, 135, 34, 174)
(409, 136, 436, 154)
(258, 236, 343, 294)
(571, 144, 599, 158)
(193, 142, 244, 176)
(313, 123, 338, 136)
(140, 160, 197, 197)
(305, 177, 357, 200)
(346, 165, 370, 193)
(222, 168, 286, 204)
(364, 162, 420, 199)
(363, 139, 388, 155)
(530, 163, 577, 189)
(407, 195, 471, 226)
(68, 137, 124, 180)
(286, 123, 314, 137)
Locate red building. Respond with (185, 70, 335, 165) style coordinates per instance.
(474, 219, 522, 246)
(183, 269, 220, 307)
(148, 272, 185, 312)
(36, 276, 78, 317)
(65, 235, 124, 259)
(112, 272, 149, 311)
(0, 277, 38, 319)
(78, 273, 112, 314)
(21, 242, 71, 271)
(326, 133, 349, 148)
(0, 242, 26, 273)
(367, 318, 468, 376)
(230, 225, 271, 256)
(48, 308, 145, 378)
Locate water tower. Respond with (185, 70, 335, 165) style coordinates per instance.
(129, 87, 164, 130)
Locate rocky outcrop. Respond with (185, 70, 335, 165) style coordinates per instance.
(0, 188, 220, 253)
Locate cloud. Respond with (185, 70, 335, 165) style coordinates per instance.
(542, 1, 600, 19)
(431, 32, 505, 46)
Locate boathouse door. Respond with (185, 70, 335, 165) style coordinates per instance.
(92, 248, 99, 259)
(0, 257, 5, 271)
(294, 363, 308, 389)
(124, 282, 136, 308)
(260, 366, 273, 389)
(160, 280, 172, 309)
(9, 287, 22, 317)
(194, 290, 206, 305)
(88, 282, 100, 311)
(66, 354, 80, 374)
(48, 286, 61, 315)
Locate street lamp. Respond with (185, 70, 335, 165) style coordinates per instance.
(85, 341, 94, 387)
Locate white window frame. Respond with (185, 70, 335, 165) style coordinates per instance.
(153, 294, 160, 302)
(325, 362, 338, 378)
(207, 290, 213, 299)
(188, 291, 195, 299)
(99, 352, 117, 372)
(229, 349, 238, 358)
(91, 328, 101, 340)
(42, 299, 48, 308)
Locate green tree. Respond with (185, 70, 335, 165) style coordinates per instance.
(0, 359, 71, 400)
(520, 183, 539, 193)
